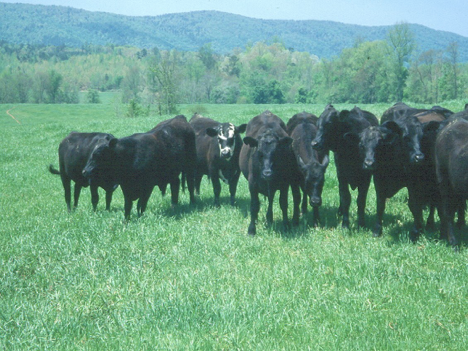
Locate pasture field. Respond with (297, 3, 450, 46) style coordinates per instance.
(1, 101, 468, 350)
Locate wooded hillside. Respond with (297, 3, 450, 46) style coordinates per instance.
(1, 2, 468, 61)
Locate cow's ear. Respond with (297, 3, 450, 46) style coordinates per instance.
(109, 138, 118, 149)
(206, 127, 218, 137)
(243, 136, 258, 147)
(321, 154, 330, 168)
(237, 124, 247, 134)
(297, 156, 307, 170)
(343, 132, 359, 144)
(279, 136, 293, 146)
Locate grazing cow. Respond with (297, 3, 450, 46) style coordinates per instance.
(189, 113, 247, 207)
(287, 112, 329, 226)
(311, 105, 378, 228)
(82, 115, 196, 219)
(239, 110, 301, 235)
(49, 132, 118, 211)
(435, 119, 468, 248)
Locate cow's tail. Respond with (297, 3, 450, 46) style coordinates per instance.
(49, 164, 60, 175)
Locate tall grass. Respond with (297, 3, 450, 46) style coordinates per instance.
(1, 101, 467, 349)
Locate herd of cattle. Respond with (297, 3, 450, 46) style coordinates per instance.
(49, 102, 468, 248)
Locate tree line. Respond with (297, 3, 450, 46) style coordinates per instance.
(0, 24, 466, 112)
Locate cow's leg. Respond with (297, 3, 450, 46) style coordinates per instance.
(426, 204, 436, 231)
(301, 186, 308, 215)
(137, 189, 153, 217)
(279, 186, 290, 230)
(357, 179, 370, 228)
(170, 177, 180, 207)
(266, 189, 276, 226)
(338, 179, 351, 229)
(212, 175, 222, 208)
(73, 183, 82, 210)
(105, 190, 113, 211)
(441, 196, 458, 248)
(194, 172, 203, 196)
(124, 194, 133, 220)
(229, 171, 241, 206)
(248, 188, 260, 236)
(373, 190, 386, 237)
(408, 189, 424, 242)
(61, 176, 72, 212)
(457, 201, 466, 228)
(291, 183, 301, 227)
(90, 185, 99, 211)
(312, 206, 321, 227)
(186, 169, 196, 205)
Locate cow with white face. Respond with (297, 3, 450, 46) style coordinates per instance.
(190, 114, 247, 207)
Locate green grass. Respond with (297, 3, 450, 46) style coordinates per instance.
(1, 102, 468, 350)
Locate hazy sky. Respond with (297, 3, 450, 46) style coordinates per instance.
(3, 0, 468, 37)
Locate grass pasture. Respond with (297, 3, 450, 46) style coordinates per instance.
(1, 101, 468, 349)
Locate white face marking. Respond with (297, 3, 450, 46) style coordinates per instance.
(227, 124, 235, 139)
(218, 124, 236, 159)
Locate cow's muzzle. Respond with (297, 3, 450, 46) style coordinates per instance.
(310, 196, 322, 207)
(261, 169, 273, 180)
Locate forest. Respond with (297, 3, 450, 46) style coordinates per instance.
(0, 23, 466, 113)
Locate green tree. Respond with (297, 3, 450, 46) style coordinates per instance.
(198, 43, 216, 71)
(150, 50, 181, 115)
(46, 69, 63, 103)
(386, 22, 415, 101)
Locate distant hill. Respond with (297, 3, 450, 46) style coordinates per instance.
(1, 2, 468, 61)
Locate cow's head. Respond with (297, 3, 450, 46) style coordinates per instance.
(82, 137, 118, 190)
(298, 154, 329, 207)
(311, 105, 343, 152)
(358, 122, 402, 171)
(401, 116, 425, 165)
(206, 123, 247, 160)
(244, 130, 293, 181)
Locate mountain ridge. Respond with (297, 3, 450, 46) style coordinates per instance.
(1, 2, 467, 61)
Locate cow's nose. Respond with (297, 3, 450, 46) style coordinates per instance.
(310, 196, 322, 207)
(413, 153, 425, 163)
(363, 160, 374, 169)
(262, 169, 273, 179)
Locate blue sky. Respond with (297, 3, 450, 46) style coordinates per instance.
(2, 0, 468, 37)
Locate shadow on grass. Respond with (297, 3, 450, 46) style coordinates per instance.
(375, 211, 468, 250)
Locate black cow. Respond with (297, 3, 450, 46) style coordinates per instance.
(311, 105, 378, 228)
(189, 113, 247, 207)
(358, 110, 437, 239)
(49, 132, 118, 211)
(435, 119, 468, 248)
(381, 102, 427, 123)
(287, 112, 329, 226)
(239, 110, 301, 235)
(83, 115, 196, 219)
